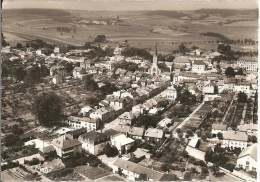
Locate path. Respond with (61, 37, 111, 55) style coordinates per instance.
(221, 94, 235, 122)
(174, 102, 204, 131)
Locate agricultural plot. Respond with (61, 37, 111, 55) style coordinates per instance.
(181, 102, 212, 132)
(2, 9, 258, 52)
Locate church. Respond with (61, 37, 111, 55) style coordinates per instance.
(149, 45, 161, 77)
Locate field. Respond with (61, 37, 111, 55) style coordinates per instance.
(2, 9, 258, 53)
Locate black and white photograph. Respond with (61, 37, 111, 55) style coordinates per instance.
(1, 0, 259, 181)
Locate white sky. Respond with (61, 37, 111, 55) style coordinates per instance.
(2, 0, 259, 11)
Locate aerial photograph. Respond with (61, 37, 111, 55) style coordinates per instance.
(1, 0, 258, 181)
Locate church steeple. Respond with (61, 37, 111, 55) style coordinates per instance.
(155, 42, 158, 56)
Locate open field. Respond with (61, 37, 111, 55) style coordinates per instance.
(2, 9, 258, 53)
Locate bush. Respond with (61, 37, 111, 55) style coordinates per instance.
(25, 158, 40, 166)
(161, 163, 171, 172)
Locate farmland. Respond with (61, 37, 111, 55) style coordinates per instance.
(2, 9, 258, 53)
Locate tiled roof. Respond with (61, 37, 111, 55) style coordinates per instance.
(129, 127, 144, 136)
(51, 136, 82, 149)
(238, 143, 257, 161)
(144, 128, 164, 139)
(113, 159, 176, 181)
(212, 123, 227, 131)
(223, 130, 248, 142)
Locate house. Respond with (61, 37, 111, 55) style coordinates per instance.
(54, 45, 67, 54)
(52, 74, 64, 84)
(224, 77, 237, 92)
(237, 57, 258, 72)
(112, 159, 178, 181)
(192, 60, 206, 72)
(111, 134, 135, 154)
(90, 107, 115, 122)
(113, 125, 130, 136)
(211, 123, 228, 138)
(234, 82, 251, 95)
(238, 123, 258, 136)
(159, 85, 177, 101)
(222, 131, 248, 150)
(39, 145, 56, 159)
(80, 59, 94, 69)
(79, 131, 111, 155)
(78, 129, 120, 155)
(132, 104, 146, 115)
(67, 116, 100, 131)
(118, 112, 135, 126)
(144, 128, 165, 143)
(128, 127, 145, 139)
(73, 67, 86, 79)
(51, 135, 82, 158)
(203, 80, 217, 95)
(173, 56, 191, 69)
(236, 143, 257, 171)
(157, 118, 172, 128)
(67, 128, 88, 139)
(185, 138, 206, 161)
(80, 106, 94, 116)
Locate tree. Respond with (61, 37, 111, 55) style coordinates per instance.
(236, 68, 244, 75)
(11, 124, 24, 135)
(178, 132, 183, 139)
(161, 163, 171, 172)
(33, 91, 63, 127)
(13, 66, 27, 81)
(183, 172, 191, 181)
(225, 67, 235, 77)
(179, 43, 189, 54)
(176, 128, 182, 133)
(211, 164, 223, 177)
(205, 148, 213, 162)
(103, 143, 119, 157)
(201, 166, 209, 176)
(4, 134, 21, 147)
(85, 97, 99, 107)
(16, 43, 23, 48)
(196, 130, 202, 137)
(251, 135, 257, 143)
(2, 33, 9, 47)
(83, 77, 98, 91)
(217, 132, 223, 140)
(94, 35, 106, 43)
(237, 92, 248, 103)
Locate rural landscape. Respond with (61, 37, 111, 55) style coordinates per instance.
(1, 1, 259, 182)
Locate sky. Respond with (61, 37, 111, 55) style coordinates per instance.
(2, 0, 258, 11)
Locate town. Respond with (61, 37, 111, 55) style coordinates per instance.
(1, 29, 258, 181)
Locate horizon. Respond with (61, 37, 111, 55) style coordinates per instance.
(2, 0, 258, 11)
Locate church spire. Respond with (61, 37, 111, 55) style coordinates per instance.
(155, 42, 158, 56)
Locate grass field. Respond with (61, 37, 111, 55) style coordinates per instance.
(2, 9, 258, 53)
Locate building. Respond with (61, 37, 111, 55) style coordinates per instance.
(54, 45, 67, 54)
(159, 85, 177, 101)
(112, 159, 177, 181)
(222, 131, 248, 150)
(118, 112, 135, 125)
(236, 143, 257, 171)
(90, 107, 115, 122)
(238, 124, 258, 136)
(192, 60, 206, 72)
(144, 128, 165, 143)
(149, 45, 161, 77)
(79, 130, 120, 155)
(73, 67, 86, 79)
(211, 123, 227, 138)
(203, 80, 217, 95)
(110, 134, 135, 154)
(67, 116, 100, 131)
(157, 118, 172, 128)
(237, 57, 258, 72)
(128, 127, 145, 139)
(173, 56, 192, 70)
(51, 135, 82, 158)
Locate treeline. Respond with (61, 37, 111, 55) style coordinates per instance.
(121, 47, 153, 60)
(144, 10, 189, 19)
(201, 32, 232, 43)
(195, 9, 258, 18)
